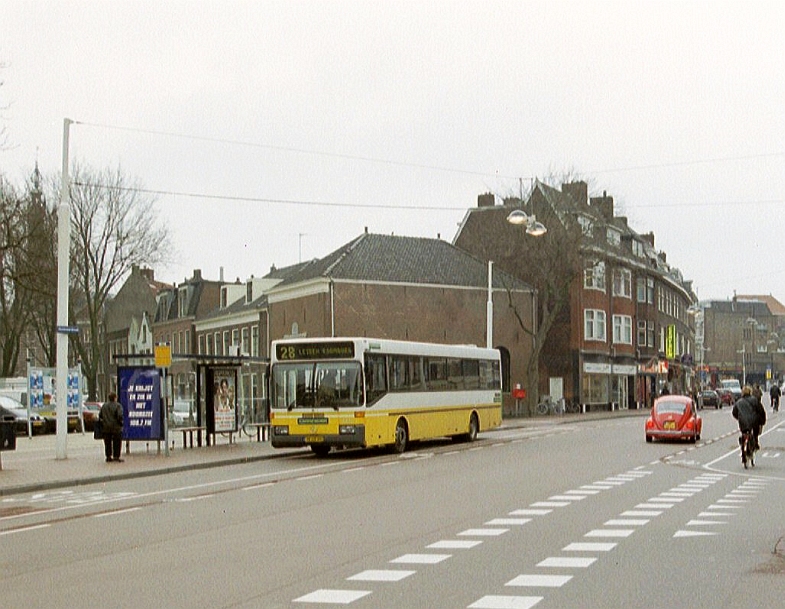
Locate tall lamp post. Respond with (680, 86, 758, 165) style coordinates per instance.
(501, 208, 547, 415)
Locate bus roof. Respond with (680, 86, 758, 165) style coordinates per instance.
(271, 337, 500, 361)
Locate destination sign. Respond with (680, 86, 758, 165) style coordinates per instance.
(276, 341, 355, 361)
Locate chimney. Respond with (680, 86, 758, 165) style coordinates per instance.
(139, 267, 155, 282)
(562, 181, 588, 207)
(477, 193, 495, 207)
(192, 269, 202, 281)
(641, 232, 655, 247)
(590, 190, 614, 220)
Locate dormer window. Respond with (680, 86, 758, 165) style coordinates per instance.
(578, 215, 593, 236)
(606, 228, 621, 247)
(178, 286, 189, 317)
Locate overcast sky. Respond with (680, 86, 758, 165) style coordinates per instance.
(2, 1, 784, 303)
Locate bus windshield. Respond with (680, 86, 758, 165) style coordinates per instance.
(273, 361, 363, 410)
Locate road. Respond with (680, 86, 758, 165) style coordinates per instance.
(1, 409, 784, 608)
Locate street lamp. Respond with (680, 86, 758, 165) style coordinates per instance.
(506, 209, 547, 236)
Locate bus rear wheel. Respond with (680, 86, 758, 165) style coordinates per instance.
(466, 413, 479, 442)
(393, 418, 408, 454)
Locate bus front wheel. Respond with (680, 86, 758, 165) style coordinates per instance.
(393, 418, 409, 454)
(311, 445, 330, 457)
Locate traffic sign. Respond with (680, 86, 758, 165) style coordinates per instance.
(154, 344, 172, 368)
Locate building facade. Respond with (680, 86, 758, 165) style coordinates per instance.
(454, 182, 697, 410)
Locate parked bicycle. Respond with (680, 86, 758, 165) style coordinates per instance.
(536, 396, 565, 416)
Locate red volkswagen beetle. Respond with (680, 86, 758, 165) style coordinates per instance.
(645, 395, 702, 443)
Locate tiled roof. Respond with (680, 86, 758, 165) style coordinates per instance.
(275, 232, 532, 291)
(736, 294, 785, 316)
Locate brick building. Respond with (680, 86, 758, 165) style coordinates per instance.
(454, 182, 697, 410)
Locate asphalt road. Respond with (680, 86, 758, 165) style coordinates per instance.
(1, 409, 783, 609)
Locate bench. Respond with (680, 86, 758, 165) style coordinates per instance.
(180, 426, 205, 448)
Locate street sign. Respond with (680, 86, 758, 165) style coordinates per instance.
(154, 344, 172, 368)
(56, 325, 79, 334)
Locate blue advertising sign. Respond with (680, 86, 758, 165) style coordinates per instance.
(118, 367, 163, 441)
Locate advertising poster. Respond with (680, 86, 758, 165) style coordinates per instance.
(210, 367, 237, 433)
(118, 366, 163, 441)
(28, 366, 81, 411)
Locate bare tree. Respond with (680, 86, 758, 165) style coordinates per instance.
(0, 177, 26, 375)
(455, 180, 587, 414)
(66, 163, 171, 399)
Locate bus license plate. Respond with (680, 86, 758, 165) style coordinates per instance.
(306, 436, 323, 443)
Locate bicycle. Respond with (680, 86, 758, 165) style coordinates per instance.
(536, 396, 564, 416)
(739, 429, 755, 469)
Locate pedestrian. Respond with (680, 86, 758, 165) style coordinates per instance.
(770, 382, 781, 412)
(99, 392, 124, 463)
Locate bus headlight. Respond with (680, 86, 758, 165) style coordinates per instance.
(339, 425, 356, 435)
(273, 426, 289, 436)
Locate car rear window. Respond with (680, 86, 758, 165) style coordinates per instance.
(657, 401, 687, 414)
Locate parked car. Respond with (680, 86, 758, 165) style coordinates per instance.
(698, 389, 721, 409)
(645, 395, 702, 443)
(0, 396, 48, 435)
(38, 408, 81, 433)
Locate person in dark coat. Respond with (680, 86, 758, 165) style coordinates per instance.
(770, 383, 781, 412)
(99, 393, 124, 463)
(732, 385, 766, 452)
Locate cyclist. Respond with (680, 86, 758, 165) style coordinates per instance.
(770, 382, 781, 413)
(732, 385, 766, 454)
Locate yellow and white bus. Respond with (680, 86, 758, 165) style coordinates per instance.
(270, 337, 502, 456)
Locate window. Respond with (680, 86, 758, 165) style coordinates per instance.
(606, 228, 621, 247)
(584, 260, 606, 291)
(198, 334, 205, 355)
(632, 240, 646, 258)
(241, 327, 250, 355)
(251, 326, 259, 357)
(584, 309, 606, 341)
(612, 268, 632, 298)
(613, 315, 633, 344)
(578, 215, 593, 236)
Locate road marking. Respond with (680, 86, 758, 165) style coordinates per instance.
(390, 553, 451, 564)
(537, 556, 596, 568)
(347, 570, 415, 582)
(93, 507, 141, 518)
(548, 495, 586, 501)
(636, 503, 675, 509)
(506, 574, 572, 587)
(510, 509, 552, 516)
(698, 512, 734, 518)
(674, 530, 717, 538)
(621, 510, 662, 517)
(604, 519, 649, 526)
(585, 529, 634, 538)
(530, 501, 570, 508)
(563, 542, 616, 552)
(580, 485, 612, 490)
(649, 496, 685, 502)
(0, 524, 50, 536)
(427, 540, 482, 549)
(293, 589, 371, 604)
(468, 595, 543, 609)
(486, 518, 531, 526)
(686, 519, 727, 526)
(564, 489, 599, 495)
(459, 528, 509, 537)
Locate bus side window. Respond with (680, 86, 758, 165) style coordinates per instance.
(364, 354, 387, 406)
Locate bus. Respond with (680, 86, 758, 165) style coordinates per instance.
(270, 337, 502, 456)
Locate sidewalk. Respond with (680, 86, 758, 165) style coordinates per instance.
(0, 409, 648, 497)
